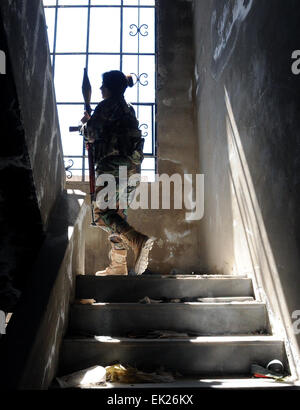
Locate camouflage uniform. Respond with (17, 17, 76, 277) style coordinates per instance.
(86, 96, 144, 249)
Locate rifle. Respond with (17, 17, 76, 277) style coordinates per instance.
(69, 68, 97, 226)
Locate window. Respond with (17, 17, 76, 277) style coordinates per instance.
(43, 0, 157, 182)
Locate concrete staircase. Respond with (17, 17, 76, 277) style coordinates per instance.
(57, 274, 290, 387)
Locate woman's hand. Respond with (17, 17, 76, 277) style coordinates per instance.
(81, 111, 91, 124)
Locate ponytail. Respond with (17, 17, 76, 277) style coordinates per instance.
(126, 75, 134, 88)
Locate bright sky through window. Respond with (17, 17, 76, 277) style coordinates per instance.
(43, 0, 156, 182)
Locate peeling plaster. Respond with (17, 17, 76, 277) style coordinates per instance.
(162, 98, 174, 107)
(212, 0, 254, 62)
(164, 228, 191, 243)
(156, 238, 164, 248)
(159, 157, 182, 165)
(211, 0, 254, 79)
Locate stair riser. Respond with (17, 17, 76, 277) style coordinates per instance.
(69, 304, 270, 336)
(76, 276, 254, 302)
(60, 340, 287, 377)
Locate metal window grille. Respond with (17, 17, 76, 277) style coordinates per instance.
(43, 0, 157, 182)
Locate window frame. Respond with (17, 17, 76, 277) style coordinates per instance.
(43, 0, 157, 182)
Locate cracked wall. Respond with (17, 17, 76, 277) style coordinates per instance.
(193, 0, 300, 366)
(0, 0, 65, 309)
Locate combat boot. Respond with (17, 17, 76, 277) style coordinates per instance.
(106, 213, 156, 275)
(95, 248, 128, 276)
(120, 228, 155, 275)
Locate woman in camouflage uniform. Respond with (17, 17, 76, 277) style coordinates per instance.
(82, 70, 155, 275)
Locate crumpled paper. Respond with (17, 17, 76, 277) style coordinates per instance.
(105, 364, 175, 383)
(56, 366, 106, 388)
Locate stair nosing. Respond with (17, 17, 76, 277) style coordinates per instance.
(63, 335, 284, 344)
(71, 302, 265, 308)
(78, 275, 250, 280)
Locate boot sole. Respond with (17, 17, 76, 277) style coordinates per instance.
(95, 267, 128, 276)
(134, 237, 156, 275)
(95, 272, 128, 276)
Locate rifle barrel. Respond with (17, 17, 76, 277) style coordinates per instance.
(69, 126, 81, 132)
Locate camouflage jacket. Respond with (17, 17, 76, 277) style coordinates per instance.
(86, 96, 144, 166)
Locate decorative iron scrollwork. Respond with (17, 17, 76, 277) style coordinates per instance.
(139, 123, 149, 138)
(129, 23, 149, 37)
(130, 72, 148, 86)
(64, 159, 74, 179)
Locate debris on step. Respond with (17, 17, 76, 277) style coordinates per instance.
(56, 366, 106, 388)
(138, 296, 163, 304)
(105, 364, 176, 383)
(267, 359, 284, 374)
(74, 299, 96, 305)
(250, 363, 286, 381)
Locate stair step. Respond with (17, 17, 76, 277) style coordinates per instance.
(59, 336, 288, 377)
(69, 302, 270, 337)
(75, 275, 254, 302)
(63, 378, 296, 390)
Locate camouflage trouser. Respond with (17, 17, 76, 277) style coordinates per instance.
(94, 155, 141, 250)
